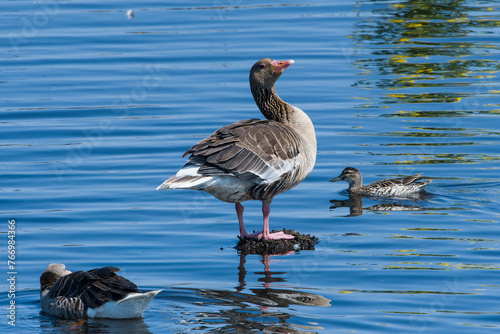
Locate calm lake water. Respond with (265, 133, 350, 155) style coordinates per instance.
(2, 1, 500, 333)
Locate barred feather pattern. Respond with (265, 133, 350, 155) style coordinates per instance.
(250, 85, 291, 124)
(353, 174, 431, 197)
(40, 295, 86, 319)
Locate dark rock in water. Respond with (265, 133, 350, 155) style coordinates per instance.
(236, 229, 318, 255)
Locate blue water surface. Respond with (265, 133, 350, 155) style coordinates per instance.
(2, 1, 500, 333)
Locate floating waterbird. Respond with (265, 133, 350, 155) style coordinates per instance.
(40, 263, 161, 319)
(329, 167, 431, 197)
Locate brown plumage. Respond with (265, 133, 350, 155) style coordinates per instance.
(157, 58, 317, 240)
(184, 119, 303, 200)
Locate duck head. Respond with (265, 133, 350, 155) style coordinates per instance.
(329, 167, 363, 187)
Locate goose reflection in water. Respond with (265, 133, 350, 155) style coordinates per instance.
(176, 252, 330, 333)
(329, 192, 433, 217)
(236, 253, 329, 307)
(235, 252, 330, 307)
(39, 315, 153, 334)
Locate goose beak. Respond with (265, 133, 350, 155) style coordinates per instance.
(271, 59, 294, 74)
(329, 176, 342, 182)
(66, 270, 72, 274)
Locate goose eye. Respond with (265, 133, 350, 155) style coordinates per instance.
(259, 63, 265, 69)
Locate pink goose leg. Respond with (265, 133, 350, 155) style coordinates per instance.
(236, 203, 294, 240)
(236, 203, 261, 239)
(259, 203, 294, 241)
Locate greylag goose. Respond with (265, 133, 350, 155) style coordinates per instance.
(157, 58, 316, 240)
(329, 167, 431, 197)
(40, 263, 161, 319)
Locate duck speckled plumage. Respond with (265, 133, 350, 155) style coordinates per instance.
(157, 58, 316, 241)
(40, 263, 161, 319)
(329, 167, 431, 197)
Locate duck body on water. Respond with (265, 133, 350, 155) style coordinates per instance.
(157, 58, 316, 241)
(330, 167, 431, 197)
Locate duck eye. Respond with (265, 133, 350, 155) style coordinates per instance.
(259, 63, 265, 69)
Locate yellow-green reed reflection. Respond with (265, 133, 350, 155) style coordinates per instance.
(352, 1, 500, 93)
(369, 153, 499, 165)
(388, 234, 497, 243)
(383, 262, 500, 270)
(338, 288, 477, 294)
(352, 0, 500, 117)
(350, 0, 500, 170)
(381, 109, 500, 117)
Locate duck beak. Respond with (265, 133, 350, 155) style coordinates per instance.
(271, 59, 294, 74)
(329, 176, 342, 182)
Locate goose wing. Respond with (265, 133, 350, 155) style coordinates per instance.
(48, 267, 140, 309)
(184, 119, 302, 184)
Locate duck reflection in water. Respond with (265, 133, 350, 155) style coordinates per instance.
(330, 193, 432, 217)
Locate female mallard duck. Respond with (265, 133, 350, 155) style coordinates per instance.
(40, 263, 161, 319)
(329, 167, 431, 197)
(157, 58, 316, 241)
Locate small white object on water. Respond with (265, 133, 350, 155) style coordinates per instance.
(126, 9, 134, 19)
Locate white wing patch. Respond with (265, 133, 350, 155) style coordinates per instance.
(255, 155, 299, 184)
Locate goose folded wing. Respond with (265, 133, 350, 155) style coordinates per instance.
(81, 267, 140, 308)
(49, 267, 140, 309)
(47, 271, 100, 300)
(183, 119, 301, 183)
(88, 266, 139, 291)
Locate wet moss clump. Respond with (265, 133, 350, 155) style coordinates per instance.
(236, 229, 318, 255)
